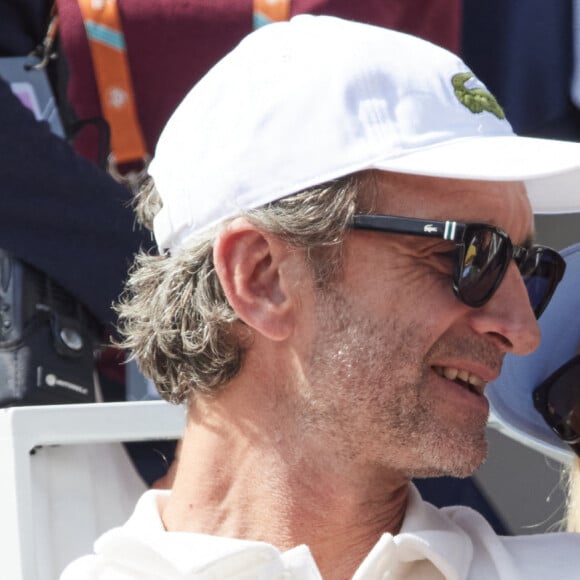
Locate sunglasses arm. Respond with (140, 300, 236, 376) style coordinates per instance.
(351, 214, 465, 241)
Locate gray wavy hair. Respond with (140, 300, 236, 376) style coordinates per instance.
(116, 171, 374, 404)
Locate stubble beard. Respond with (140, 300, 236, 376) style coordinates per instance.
(301, 287, 488, 480)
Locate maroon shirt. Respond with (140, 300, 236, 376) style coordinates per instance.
(57, 0, 461, 162)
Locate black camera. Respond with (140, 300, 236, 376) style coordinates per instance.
(0, 249, 100, 407)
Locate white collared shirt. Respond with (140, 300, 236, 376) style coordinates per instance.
(60, 485, 580, 579)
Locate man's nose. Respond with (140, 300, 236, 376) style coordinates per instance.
(468, 262, 541, 356)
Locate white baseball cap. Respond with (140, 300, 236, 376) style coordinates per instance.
(487, 243, 580, 464)
(150, 15, 580, 254)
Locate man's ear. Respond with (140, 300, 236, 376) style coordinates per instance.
(213, 218, 296, 341)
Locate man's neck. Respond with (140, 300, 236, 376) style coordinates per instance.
(161, 406, 410, 580)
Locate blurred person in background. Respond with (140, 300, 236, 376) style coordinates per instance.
(487, 242, 580, 532)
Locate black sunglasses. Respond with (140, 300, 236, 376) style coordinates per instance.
(533, 354, 580, 457)
(350, 214, 566, 319)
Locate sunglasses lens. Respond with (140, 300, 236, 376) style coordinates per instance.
(457, 229, 509, 307)
(536, 357, 580, 443)
(519, 248, 564, 318)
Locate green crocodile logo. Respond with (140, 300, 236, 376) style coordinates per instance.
(451, 72, 505, 120)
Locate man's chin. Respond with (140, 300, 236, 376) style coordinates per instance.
(406, 438, 488, 480)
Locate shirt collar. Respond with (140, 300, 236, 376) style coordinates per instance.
(95, 485, 471, 579)
(353, 484, 472, 579)
(95, 490, 322, 578)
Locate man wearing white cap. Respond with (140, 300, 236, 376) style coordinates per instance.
(63, 15, 580, 580)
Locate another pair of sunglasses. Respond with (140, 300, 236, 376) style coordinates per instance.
(350, 214, 566, 319)
(533, 354, 580, 457)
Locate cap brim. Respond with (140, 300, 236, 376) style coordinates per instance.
(373, 135, 580, 215)
(486, 243, 580, 464)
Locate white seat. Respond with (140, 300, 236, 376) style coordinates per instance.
(0, 400, 185, 580)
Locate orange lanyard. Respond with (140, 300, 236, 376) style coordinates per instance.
(77, 0, 148, 179)
(74, 0, 288, 180)
(253, 0, 291, 28)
